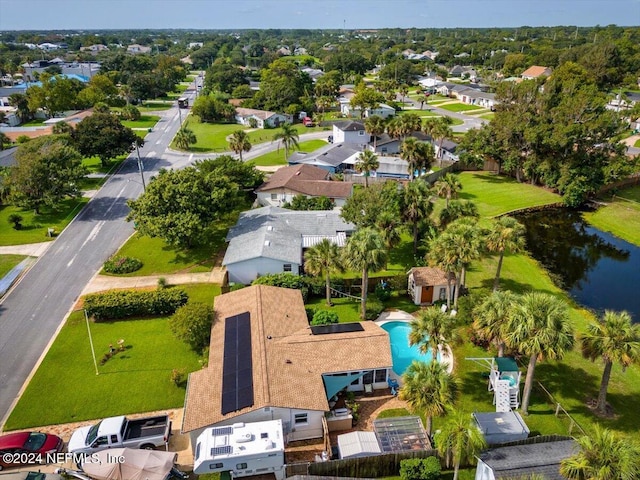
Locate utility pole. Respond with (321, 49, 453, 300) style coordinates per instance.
(135, 142, 146, 192)
(84, 310, 99, 375)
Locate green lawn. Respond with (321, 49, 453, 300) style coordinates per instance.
(583, 186, 640, 246)
(82, 154, 128, 175)
(174, 121, 249, 152)
(121, 115, 160, 129)
(107, 207, 243, 276)
(248, 139, 327, 166)
(139, 101, 173, 112)
(457, 171, 561, 217)
(0, 254, 28, 278)
(479, 113, 495, 120)
(4, 283, 221, 430)
(0, 198, 88, 245)
(21, 119, 46, 126)
(439, 103, 484, 113)
(398, 110, 439, 117)
(246, 124, 327, 145)
(305, 291, 418, 324)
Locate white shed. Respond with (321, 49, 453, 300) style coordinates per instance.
(337, 431, 382, 459)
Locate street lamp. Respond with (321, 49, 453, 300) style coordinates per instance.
(134, 141, 146, 192)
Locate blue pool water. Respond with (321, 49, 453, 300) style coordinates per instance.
(380, 321, 439, 376)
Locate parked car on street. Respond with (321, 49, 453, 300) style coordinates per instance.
(0, 432, 64, 471)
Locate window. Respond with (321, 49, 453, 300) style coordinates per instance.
(209, 463, 223, 470)
(358, 130, 365, 136)
(236, 463, 248, 470)
(294, 413, 308, 425)
(375, 369, 387, 383)
(283, 264, 292, 272)
(94, 436, 108, 447)
(381, 147, 387, 153)
(110, 435, 118, 443)
(439, 288, 447, 300)
(195, 443, 201, 460)
(270, 193, 278, 201)
(362, 371, 374, 384)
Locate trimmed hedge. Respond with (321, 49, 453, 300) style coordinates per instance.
(84, 288, 189, 321)
(103, 256, 143, 274)
(400, 457, 441, 480)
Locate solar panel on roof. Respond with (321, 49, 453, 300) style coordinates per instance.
(221, 312, 254, 415)
(211, 427, 233, 436)
(210, 445, 233, 456)
(310, 322, 364, 335)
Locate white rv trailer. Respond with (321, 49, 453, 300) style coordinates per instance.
(193, 420, 285, 480)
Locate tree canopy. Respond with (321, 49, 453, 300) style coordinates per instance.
(72, 112, 139, 166)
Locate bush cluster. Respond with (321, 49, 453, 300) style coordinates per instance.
(399, 457, 441, 480)
(252, 273, 312, 301)
(84, 288, 188, 321)
(375, 282, 392, 301)
(169, 302, 214, 353)
(103, 256, 143, 274)
(311, 310, 339, 326)
(364, 299, 385, 320)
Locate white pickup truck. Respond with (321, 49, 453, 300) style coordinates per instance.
(68, 415, 171, 455)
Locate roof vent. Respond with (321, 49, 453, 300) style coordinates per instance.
(267, 226, 273, 231)
(264, 240, 270, 246)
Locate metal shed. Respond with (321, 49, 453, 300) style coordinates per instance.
(337, 431, 382, 459)
(373, 416, 431, 452)
(473, 411, 530, 445)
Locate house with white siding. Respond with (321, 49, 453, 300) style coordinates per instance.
(235, 107, 292, 129)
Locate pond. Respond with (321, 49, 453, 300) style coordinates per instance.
(515, 208, 640, 322)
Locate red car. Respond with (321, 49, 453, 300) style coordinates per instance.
(0, 432, 64, 471)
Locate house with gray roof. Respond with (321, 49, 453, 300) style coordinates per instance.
(222, 206, 355, 284)
(288, 142, 361, 174)
(475, 439, 577, 480)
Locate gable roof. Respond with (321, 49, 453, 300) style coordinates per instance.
(335, 121, 365, 132)
(478, 439, 577, 479)
(222, 206, 355, 266)
(289, 143, 362, 168)
(409, 267, 454, 286)
(182, 285, 393, 432)
(235, 107, 286, 121)
(256, 164, 353, 199)
(521, 65, 551, 78)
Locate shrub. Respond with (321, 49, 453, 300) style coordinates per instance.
(7, 213, 23, 230)
(121, 104, 141, 121)
(305, 307, 316, 323)
(252, 273, 309, 301)
(16, 135, 31, 144)
(311, 310, 339, 326)
(399, 457, 441, 480)
(169, 302, 214, 354)
(375, 282, 392, 301)
(103, 256, 143, 274)
(84, 288, 188, 321)
(364, 299, 385, 320)
(157, 277, 168, 289)
(170, 368, 187, 387)
(229, 283, 246, 292)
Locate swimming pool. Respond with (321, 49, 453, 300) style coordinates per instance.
(380, 321, 440, 376)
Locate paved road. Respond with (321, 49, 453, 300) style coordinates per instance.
(0, 82, 199, 427)
(397, 93, 488, 133)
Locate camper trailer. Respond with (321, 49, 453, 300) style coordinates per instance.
(193, 420, 285, 480)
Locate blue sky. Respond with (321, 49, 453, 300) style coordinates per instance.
(0, 0, 638, 30)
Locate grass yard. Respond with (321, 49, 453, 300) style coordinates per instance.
(246, 124, 327, 145)
(4, 283, 221, 430)
(398, 109, 439, 117)
(439, 102, 484, 113)
(305, 291, 418, 324)
(479, 113, 495, 120)
(139, 101, 172, 112)
(248, 139, 327, 166)
(583, 186, 640, 246)
(121, 115, 160, 129)
(457, 171, 561, 218)
(0, 198, 88, 245)
(107, 207, 243, 276)
(635, 138, 640, 148)
(174, 121, 249, 152)
(0, 254, 28, 278)
(82, 154, 128, 175)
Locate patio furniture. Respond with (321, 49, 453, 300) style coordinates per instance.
(364, 383, 373, 395)
(388, 378, 399, 396)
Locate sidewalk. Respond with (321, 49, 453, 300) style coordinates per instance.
(0, 241, 51, 256)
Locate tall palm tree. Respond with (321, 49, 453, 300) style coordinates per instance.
(399, 84, 409, 105)
(399, 360, 457, 436)
(485, 216, 526, 291)
(472, 290, 519, 357)
(433, 173, 462, 208)
(375, 211, 402, 269)
(438, 199, 479, 230)
(399, 113, 422, 138)
(272, 123, 299, 160)
(355, 150, 380, 188)
(364, 115, 386, 150)
(174, 127, 197, 150)
(409, 306, 459, 360)
(343, 228, 387, 319)
(400, 179, 433, 255)
(560, 426, 640, 480)
(400, 137, 433, 181)
(427, 233, 460, 310)
(504, 292, 575, 414)
(304, 239, 344, 307)
(435, 410, 487, 480)
(441, 218, 483, 307)
(228, 130, 252, 161)
(580, 310, 640, 415)
(425, 118, 453, 165)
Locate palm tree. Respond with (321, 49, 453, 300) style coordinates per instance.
(52, 121, 73, 135)
(472, 290, 519, 357)
(375, 211, 402, 269)
(433, 173, 462, 208)
(560, 426, 640, 480)
(445, 219, 483, 307)
(400, 137, 434, 181)
(438, 200, 479, 230)
(400, 179, 433, 255)
(399, 113, 423, 138)
(354, 150, 379, 188)
(435, 410, 487, 480)
(399, 360, 457, 436)
(364, 115, 386, 150)
(343, 228, 387, 319)
(504, 292, 575, 414)
(304, 239, 344, 307)
(580, 310, 640, 415)
(485, 216, 526, 291)
(427, 233, 460, 310)
(272, 123, 299, 160)
(228, 130, 252, 161)
(425, 118, 453, 165)
(174, 126, 197, 150)
(399, 84, 409, 105)
(409, 306, 458, 360)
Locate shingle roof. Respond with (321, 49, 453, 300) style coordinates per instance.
(222, 206, 355, 266)
(478, 439, 577, 480)
(182, 285, 393, 432)
(256, 164, 353, 199)
(409, 267, 454, 286)
(521, 65, 551, 78)
(235, 107, 279, 120)
(289, 143, 362, 168)
(335, 121, 365, 132)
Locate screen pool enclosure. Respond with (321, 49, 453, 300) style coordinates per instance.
(373, 416, 431, 452)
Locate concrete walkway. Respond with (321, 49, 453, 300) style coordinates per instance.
(0, 241, 51, 256)
(81, 268, 226, 295)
